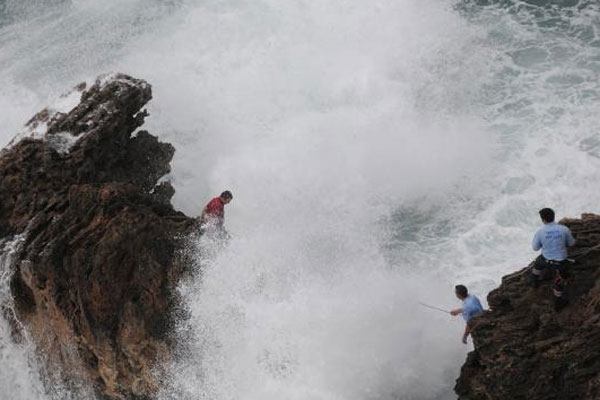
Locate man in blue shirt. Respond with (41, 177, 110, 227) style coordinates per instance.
(530, 207, 575, 311)
(450, 285, 484, 344)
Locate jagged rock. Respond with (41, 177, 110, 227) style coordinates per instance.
(0, 74, 195, 399)
(455, 214, 600, 400)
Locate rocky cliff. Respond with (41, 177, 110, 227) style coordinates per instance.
(455, 214, 600, 399)
(0, 74, 195, 399)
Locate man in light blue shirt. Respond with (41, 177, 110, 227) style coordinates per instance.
(532, 209, 574, 262)
(450, 285, 483, 344)
(530, 208, 575, 311)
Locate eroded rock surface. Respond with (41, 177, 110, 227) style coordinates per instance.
(456, 213, 600, 400)
(1, 74, 195, 399)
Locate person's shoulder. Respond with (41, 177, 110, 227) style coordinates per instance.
(557, 223, 572, 234)
(205, 197, 220, 207)
(470, 296, 483, 310)
(538, 223, 550, 231)
(559, 223, 572, 231)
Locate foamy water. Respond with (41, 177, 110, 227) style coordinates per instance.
(0, 0, 599, 399)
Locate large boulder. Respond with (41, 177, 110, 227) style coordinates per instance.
(1, 74, 195, 399)
(455, 214, 600, 399)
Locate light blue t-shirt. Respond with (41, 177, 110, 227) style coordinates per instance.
(532, 222, 575, 261)
(462, 295, 483, 323)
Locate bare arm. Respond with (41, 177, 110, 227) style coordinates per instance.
(462, 323, 472, 344)
(450, 307, 463, 316)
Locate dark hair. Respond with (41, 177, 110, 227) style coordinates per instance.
(220, 190, 233, 200)
(455, 285, 468, 298)
(539, 208, 555, 223)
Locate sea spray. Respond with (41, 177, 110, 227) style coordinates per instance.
(0, 235, 47, 400)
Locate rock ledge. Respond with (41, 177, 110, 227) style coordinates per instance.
(1, 74, 194, 399)
(456, 214, 600, 400)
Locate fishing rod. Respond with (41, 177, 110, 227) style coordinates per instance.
(418, 302, 451, 314)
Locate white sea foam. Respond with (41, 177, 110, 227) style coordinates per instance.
(7, 84, 83, 150)
(6, 73, 148, 153)
(0, 235, 48, 400)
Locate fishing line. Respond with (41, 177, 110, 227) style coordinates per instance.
(418, 302, 450, 314)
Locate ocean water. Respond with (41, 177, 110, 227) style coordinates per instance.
(0, 0, 599, 399)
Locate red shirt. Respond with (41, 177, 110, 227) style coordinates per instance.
(202, 197, 225, 227)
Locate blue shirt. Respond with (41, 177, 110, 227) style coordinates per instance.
(462, 295, 483, 323)
(532, 222, 575, 261)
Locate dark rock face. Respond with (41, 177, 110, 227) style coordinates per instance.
(455, 214, 600, 400)
(1, 74, 195, 399)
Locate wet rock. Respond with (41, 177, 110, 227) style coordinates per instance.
(455, 214, 600, 400)
(0, 74, 196, 399)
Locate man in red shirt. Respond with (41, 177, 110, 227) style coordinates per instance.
(200, 190, 233, 233)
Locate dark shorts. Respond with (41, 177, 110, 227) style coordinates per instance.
(534, 256, 570, 279)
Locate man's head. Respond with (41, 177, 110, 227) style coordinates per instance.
(539, 208, 555, 224)
(220, 190, 233, 204)
(455, 285, 468, 300)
